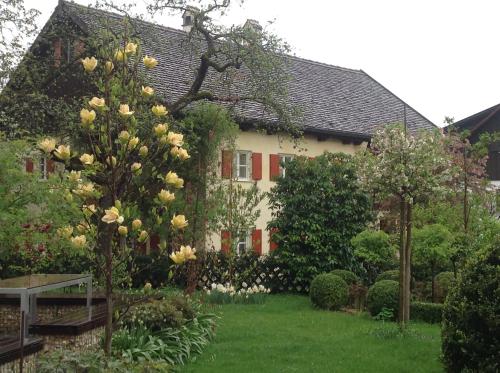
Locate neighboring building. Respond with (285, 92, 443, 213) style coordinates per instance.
(12, 1, 435, 254)
(451, 104, 500, 186)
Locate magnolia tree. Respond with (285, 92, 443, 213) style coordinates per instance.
(38, 32, 195, 353)
(356, 124, 450, 327)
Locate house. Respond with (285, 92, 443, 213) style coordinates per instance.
(9, 1, 435, 254)
(450, 104, 500, 185)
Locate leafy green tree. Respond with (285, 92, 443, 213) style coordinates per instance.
(268, 153, 373, 290)
(356, 124, 450, 327)
(412, 224, 452, 302)
(351, 230, 395, 284)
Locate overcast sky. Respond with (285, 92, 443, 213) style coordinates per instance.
(23, 0, 500, 126)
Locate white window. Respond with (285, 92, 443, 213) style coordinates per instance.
(279, 154, 294, 178)
(235, 151, 251, 181)
(39, 156, 48, 180)
(236, 230, 251, 255)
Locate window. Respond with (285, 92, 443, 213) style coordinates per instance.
(235, 151, 251, 180)
(279, 154, 294, 178)
(236, 230, 251, 255)
(39, 156, 48, 180)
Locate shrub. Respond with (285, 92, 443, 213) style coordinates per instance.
(309, 273, 348, 310)
(329, 269, 360, 285)
(410, 302, 443, 323)
(351, 229, 395, 284)
(375, 270, 399, 283)
(434, 271, 455, 303)
(367, 280, 399, 318)
(120, 298, 184, 331)
(442, 244, 500, 372)
(268, 153, 373, 289)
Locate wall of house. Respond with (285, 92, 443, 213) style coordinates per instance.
(207, 129, 367, 255)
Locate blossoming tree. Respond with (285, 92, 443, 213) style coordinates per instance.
(356, 124, 450, 327)
(38, 32, 195, 353)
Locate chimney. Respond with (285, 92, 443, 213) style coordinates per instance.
(243, 19, 262, 34)
(182, 6, 200, 33)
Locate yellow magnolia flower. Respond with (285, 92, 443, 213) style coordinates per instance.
(124, 42, 138, 55)
(141, 86, 154, 97)
(81, 57, 97, 72)
(180, 245, 197, 261)
(169, 250, 185, 265)
(178, 148, 190, 161)
(71, 235, 87, 249)
(67, 170, 82, 183)
(106, 156, 117, 167)
(139, 145, 148, 157)
(114, 50, 125, 62)
(167, 132, 184, 147)
(79, 153, 94, 165)
(89, 97, 105, 110)
(143, 282, 153, 294)
(80, 109, 96, 126)
(54, 145, 71, 161)
(132, 219, 142, 231)
(105, 61, 114, 73)
(119, 104, 134, 117)
(158, 189, 175, 204)
(143, 55, 158, 69)
(38, 138, 56, 153)
(73, 182, 95, 198)
(101, 206, 124, 224)
(138, 230, 148, 243)
(170, 146, 180, 158)
(171, 214, 188, 229)
(131, 162, 142, 173)
(118, 130, 130, 143)
(76, 221, 90, 234)
(165, 171, 184, 189)
(154, 123, 168, 137)
(118, 225, 128, 236)
(82, 204, 96, 217)
(128, 137, 140, 150)
(57, 226, 73, 239)
(152, 105, 167, 117)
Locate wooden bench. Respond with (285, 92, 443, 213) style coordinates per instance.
(0, 335, 43, 365)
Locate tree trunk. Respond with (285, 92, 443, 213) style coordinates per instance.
(398, 198, 407, 327)
(431, 263, 435, 303)
(103, 231, 113, 355)
(404, 202, 412, 324)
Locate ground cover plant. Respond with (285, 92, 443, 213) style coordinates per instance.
(181, 295, 442, 373)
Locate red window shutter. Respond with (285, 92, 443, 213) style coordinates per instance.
(221, 150, 233, 179)
(53, 38, 62, 67)
(269, 154, 280, 180)
(252, 229, 262, 255)
(269, 227, 279, 252)
(252, 152, 262, 180)
(25, 158, 34, 173)
(47, 159, 55, 173)
(221, 230, 231, 253)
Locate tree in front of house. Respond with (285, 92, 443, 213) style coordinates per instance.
(268, 153, 373, 291)
(356, 124, 450, 328)
(38, 28, 194, 354)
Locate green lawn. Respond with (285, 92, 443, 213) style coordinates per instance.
(182, 295, 443, 373)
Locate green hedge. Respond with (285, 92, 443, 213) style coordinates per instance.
(310, 274, 348, 310)
(434, 271, 455, 303)
(410, 302, 443, 324)
(442, 244, 500, 372)
(367, 280, 399, 318)
(375, 270, 399, 283)
(329, 269, 359, 285)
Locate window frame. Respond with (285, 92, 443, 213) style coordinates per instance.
(234, 150, 252, 181)
(279, 153, 294, 178)
(236, 230, 251, 256)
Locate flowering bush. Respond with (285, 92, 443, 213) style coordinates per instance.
(204, 282, 271, 305)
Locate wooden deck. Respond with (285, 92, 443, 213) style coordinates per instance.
(0, 335, 43, 365)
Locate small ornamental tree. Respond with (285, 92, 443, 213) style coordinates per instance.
(356, 124, 450, 327)
(38, 30, 194, 354)
(268, 153, 372, 289)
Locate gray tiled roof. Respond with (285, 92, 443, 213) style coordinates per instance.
(59, 1, 436, 138)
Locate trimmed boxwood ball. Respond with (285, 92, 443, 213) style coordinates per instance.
(375, 269, 399, 283)
(329, 269, 360, 285)
(442, 244, 499, 373)
(310, 274, 348, 310)
(367, 280, 399, 318)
